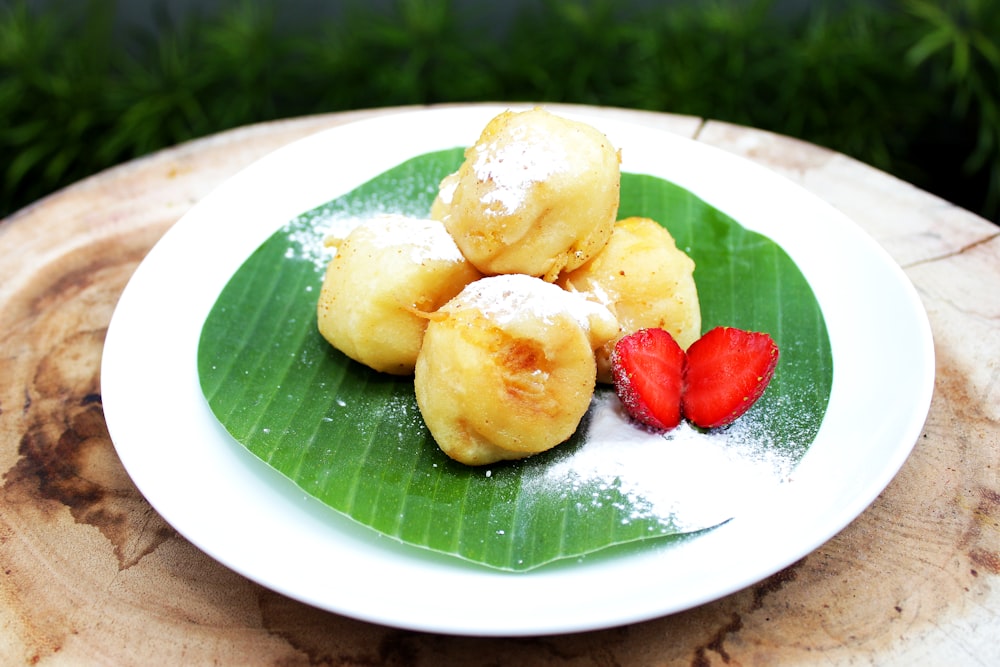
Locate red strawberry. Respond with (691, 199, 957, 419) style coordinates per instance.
(682, 326, 779, 429)
(611, 328, 685, 430)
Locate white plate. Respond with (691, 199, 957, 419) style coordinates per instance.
(102, 106, 934, 636)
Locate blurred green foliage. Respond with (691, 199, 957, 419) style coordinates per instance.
(1, 0, 998, 222)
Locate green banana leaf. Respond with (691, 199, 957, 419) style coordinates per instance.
(197, 148, 832, 571)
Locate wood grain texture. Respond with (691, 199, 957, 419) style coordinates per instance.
(1, 104, 997, 666)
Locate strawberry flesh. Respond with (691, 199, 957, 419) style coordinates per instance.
(611, 328, 685, 431)
(682, 326, 779, 429)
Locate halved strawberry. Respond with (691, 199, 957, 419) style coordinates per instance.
(611, 328, 685, 431)
(682, 326, 779, 429)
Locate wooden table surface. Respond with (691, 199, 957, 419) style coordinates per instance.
(1, 104, 998, 665)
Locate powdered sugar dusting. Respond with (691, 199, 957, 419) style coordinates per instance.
(447, 274, 615, 333)
(522, 392, 797, 532)
(284, 212, 376, 273)
(351, 214, 467, 264)
(283, 208, 464, 273)
(281, 172, 440, 273)
(473, 123, 566, 215)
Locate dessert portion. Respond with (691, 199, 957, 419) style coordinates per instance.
(414, 274, 618, 466)
(315, 108, 735, 465)
(432, 108, 621, 282)
(558, 216, 701, 383)
(317, 214, 481, 375)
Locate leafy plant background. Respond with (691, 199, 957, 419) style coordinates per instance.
(2, 0, 998, 223)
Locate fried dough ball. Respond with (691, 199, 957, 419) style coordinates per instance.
(434, 108, 620, 282)
(558, 216, 701, 383)
(317, 214, 482, 375)
(414, 274, 619, 466)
